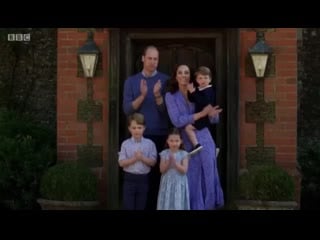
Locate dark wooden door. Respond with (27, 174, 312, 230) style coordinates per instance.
(108, 29, 240, 209)
(132, 39, 216, 75)
(120, 38, 218, 143)
(131, 38, 219, 151)
(118, 35, 224, 205)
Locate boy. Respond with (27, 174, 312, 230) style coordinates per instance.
(118, 113, 157, 210)
(122, 45, 170, 210)
(186, 66, 217, 155)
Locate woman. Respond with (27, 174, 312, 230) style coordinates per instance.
(164, 64, 224, 210)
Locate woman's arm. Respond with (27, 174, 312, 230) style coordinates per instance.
(165, 93, 210, 128)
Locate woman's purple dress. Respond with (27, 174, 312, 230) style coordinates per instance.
(165, 91, 224, 210)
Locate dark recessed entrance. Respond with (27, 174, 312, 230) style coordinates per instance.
(108, 29, 239, 209)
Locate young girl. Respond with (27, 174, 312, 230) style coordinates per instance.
(118, 113, 157, 210)
(157, 128, 190, 210)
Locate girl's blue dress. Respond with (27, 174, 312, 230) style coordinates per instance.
(157, 149, 190, 210)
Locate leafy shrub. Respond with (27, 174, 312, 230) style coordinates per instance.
(0, 108, 55, 149)
(299, 139, 320, 191)
(0, 28, 57, 130)
(239, 165, 295, 201)
(298, 138, 320, 209)
(0, 135, 54, 209)
(0, 108, 55, 209)
(39, 162, 98, 201)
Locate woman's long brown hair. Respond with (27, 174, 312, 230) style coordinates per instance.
(166, 64, 194, 94)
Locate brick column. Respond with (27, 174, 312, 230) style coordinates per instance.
(239, 28, 297, 171)
(57, 28, 109, 206)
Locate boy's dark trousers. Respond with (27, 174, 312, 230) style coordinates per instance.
(122, 172, 149, 210)
(144, 135, 167, 210)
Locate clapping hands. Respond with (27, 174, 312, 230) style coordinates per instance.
(168, 153, 178, 168)
(140, 79, 148, 97)
(134, 149, 144, 162)
(153, 79, 162, 97)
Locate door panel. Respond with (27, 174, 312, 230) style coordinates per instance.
(109, 29, 240, 209)
(120, 38, 217, 145)
(132, 39, 218, 144)
(132, 39, 216, 75)
(118, 33, 226, 206)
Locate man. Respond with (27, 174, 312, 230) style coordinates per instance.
(122, 45, 170, 210)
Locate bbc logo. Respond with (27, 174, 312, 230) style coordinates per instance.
(8, 33, 31, 42)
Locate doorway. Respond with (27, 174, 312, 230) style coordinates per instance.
(107, 29, 239, 209)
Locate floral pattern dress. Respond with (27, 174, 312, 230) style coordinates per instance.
(157, 149, 190, 210)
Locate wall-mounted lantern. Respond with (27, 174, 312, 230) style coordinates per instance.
(78, 31, 100, 78)
(249, 31, 273, 78)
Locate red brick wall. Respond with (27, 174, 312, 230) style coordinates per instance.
(57, 29, 109, 203)
(239, 29, 299, 200)
(57, 28, 299, 204)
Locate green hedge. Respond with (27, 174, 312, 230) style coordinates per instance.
(0, 135, 54, 209)
(239, 165, 295, 201)
(0, 109, 55, 209)
(40, 162, 98, 201)
(0, 108, 55, 149)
